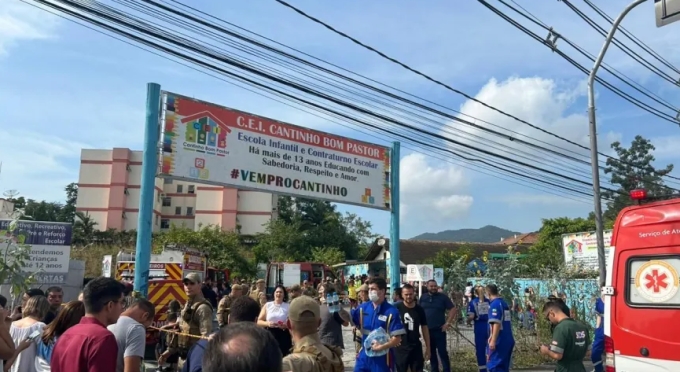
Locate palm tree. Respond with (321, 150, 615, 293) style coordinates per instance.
(73, 212, 97, 246)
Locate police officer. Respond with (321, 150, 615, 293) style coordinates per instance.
(250, 279, 265, 301)
(281, 296, 344, 372)
(467, 286, 489, 372)
(217, 283, 242, 328)
(351, 277, 406, 372)
(591, 295, 605, 372)
(540, 301, 590, 372)
(176, 273, 213, 369)
(486, 284, 514, 372)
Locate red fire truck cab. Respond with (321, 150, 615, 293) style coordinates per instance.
(605, 189, 680, 371)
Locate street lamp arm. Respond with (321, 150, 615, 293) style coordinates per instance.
(588, 0, 649, 108)
(586, 0, 648, 289)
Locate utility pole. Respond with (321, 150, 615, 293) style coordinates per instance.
(588, 0, 648, 288)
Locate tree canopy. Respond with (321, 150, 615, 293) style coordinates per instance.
(601, 135, 674, 222)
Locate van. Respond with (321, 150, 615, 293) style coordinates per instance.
(605, 189, 680, 371)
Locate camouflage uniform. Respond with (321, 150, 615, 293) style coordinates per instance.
(176, 291, 213, 369)
(281, 296, 344, 372)
(217, 283, 242, 328)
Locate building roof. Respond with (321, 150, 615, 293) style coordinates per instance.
(496, 232, 539, 246)
(365, 239, 530, 265)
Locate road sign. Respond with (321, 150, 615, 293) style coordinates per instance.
(406, 264, 434, 282)
(656, 0, 680, 27)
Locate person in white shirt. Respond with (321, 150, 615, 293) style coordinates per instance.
(107, 299, 155, 372)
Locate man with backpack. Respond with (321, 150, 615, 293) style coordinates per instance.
(281, 296, 344, 372)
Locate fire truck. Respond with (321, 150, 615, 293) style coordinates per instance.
(116, 245, 229, 343)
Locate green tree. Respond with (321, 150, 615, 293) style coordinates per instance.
(310, 246, 345, 267)
(0, 211, 40, 303)
(602, 135, 674, 222)
(341, 212, 379, 259)
(155, 225, 255, 277)
(424, 244, 474, 269)
(72, 211, 98, 246)
(252, 219, 309, 262)
(527, 217, 596, 275)
(59, 182, 78, 223)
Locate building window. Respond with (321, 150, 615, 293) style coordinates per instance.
(187, 207, 194, 216)
(155, 215, 159, 225)
(175, 206, 181, 215)
(188, 185, 195, 194)
(163, 178, 172, 184)
(160, 219, 170, 229)
(162, 197, 171, 207)
(176, 184, 183, 193)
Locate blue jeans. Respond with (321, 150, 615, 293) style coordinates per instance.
(428, 328, 451, 372)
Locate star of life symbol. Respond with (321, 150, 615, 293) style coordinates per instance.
(635, 260, 680, 303)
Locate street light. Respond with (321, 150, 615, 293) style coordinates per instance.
(588, 0, 679, 288)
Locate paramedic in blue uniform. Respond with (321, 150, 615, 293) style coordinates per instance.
(351, 277, 406, 372)
(467, 285, 490, 372)
(592, 295, 605, 372)
(486, 284, 515, 372)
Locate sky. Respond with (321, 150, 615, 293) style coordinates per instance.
(1, 0, 680, 239)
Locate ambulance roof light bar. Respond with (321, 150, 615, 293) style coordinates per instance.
(630, 189, 647, 201)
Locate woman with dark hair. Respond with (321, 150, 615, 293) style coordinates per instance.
(257, 285, 291, 356)
(35, 301, 86, 372)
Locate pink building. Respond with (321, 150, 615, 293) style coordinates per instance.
(76, 148, 277, 234)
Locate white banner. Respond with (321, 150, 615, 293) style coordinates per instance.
(159, 92, 392, 210)
(0, 220, 71, 274)
(282, 264, 301, 288)
(562, 230, 613, 271)
(406, 264, 434, 282)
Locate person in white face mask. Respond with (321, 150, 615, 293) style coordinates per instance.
(350, 277, 406, 372)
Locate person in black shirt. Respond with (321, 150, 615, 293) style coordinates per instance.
(395, 284, 430, 372)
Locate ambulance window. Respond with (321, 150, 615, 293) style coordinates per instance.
(626, 256, 680, 308)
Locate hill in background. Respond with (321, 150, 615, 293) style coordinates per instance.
(411, 225, 522, 243)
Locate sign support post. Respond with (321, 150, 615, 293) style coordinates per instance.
(134, 82, 161, 297)
(389, 142, 401, 292)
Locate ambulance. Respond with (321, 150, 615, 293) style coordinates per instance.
(116, 245, 229, 343)
(604, 189, 680, 371)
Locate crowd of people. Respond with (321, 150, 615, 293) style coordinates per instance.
(0, 274, 603, 372)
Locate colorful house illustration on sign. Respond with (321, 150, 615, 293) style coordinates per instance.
(180, 111, 231, 149)
(565, 240, 583, 254)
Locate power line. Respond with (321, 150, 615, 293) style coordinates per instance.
(582, 0, 680, 75)
(561, 0, 680, 86)
(18, 2, 597, 205)
(274, 0, 680, 180)
(112, 0, 605, 183)
(29, 0, 614, 199)
(499, 0, 678, 113)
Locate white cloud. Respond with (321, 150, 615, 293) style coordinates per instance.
(442, 76, 621, 186)
(652, 135, 680, 160)
(0, 130, 87, 202)
(399, 153, 473, 222)
(0, 0, 60, 56)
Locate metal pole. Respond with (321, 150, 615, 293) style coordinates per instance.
(134, 82, 161, 296)
(588, 0, 647, 288)
(389, 142, 401, 292)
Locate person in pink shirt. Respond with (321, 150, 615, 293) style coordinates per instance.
(51, 277, 126, 372)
